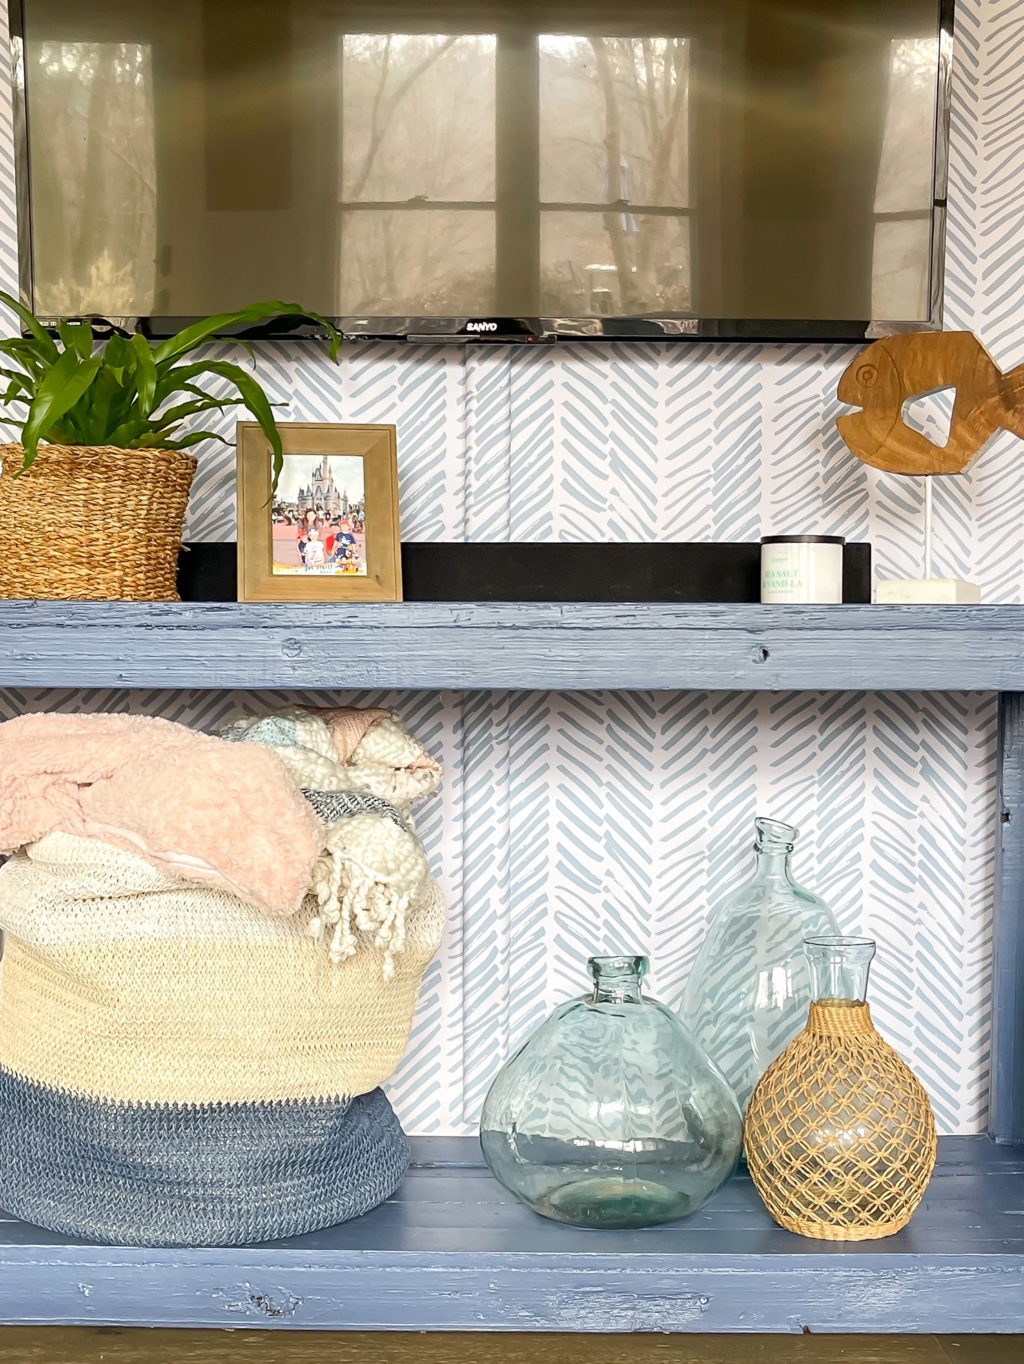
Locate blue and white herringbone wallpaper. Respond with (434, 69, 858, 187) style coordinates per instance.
(1, 0, 1021, 1134)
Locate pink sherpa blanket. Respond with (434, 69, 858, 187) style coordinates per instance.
(0, 712, 321, 915)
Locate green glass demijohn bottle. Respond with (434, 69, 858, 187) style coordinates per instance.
(678, 817, 839, 1113)
(479, 955, 742, 1230)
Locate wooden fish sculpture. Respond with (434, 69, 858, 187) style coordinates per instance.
(836, 331, 1024, 475)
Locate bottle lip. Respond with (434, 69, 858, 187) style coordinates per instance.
(588, 954, 649, 978)
(754, 816, 798, 847)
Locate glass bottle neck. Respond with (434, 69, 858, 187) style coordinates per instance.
(752, 818, 798, 886)
(589, 955, 648, 1004)
(754, 850, 795, 884)
(805, 936, 876, 1005)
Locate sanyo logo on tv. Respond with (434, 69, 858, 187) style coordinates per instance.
(465, 320, 499, 332)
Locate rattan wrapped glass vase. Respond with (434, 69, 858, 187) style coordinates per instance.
(745, 936, 937, 1241)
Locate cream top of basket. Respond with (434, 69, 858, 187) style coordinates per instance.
(0, 832, 446, 1106)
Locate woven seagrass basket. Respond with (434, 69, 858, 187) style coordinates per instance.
(745, 1000, 937, 1241)
(0, 443, 196, 601)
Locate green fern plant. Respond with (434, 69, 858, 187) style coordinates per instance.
(0, 292, 342, 487)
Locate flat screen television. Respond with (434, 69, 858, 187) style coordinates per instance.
(14, 0, 952, 342)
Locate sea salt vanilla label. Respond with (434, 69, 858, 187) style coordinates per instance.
(761, 536, 844, 604)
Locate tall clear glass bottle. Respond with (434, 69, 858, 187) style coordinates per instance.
(679, 817, 839, 1112)
(480, 955, 742, 1229)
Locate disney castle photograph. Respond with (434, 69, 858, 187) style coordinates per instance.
(271, 454, 368, 577)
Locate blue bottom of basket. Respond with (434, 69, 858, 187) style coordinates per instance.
(0, 1067, 409, 1247)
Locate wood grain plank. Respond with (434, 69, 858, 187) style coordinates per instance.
(0, 602, 1021, 691)
(0, 1138, 1018, 1332)
(4, 1256, 1021, 1333)
(0, 1327, 955, 1363)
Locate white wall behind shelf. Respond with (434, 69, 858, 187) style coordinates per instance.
(0, 0, 1020, 1134)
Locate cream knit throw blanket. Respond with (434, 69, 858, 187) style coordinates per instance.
(222, 706, 443, 978)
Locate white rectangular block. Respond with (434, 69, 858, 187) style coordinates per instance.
(876, 578, 982, 604)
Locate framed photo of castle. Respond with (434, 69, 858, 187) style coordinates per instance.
(236, 422, 402, 603)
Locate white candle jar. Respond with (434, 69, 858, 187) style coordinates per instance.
(760, 536, 844, 604)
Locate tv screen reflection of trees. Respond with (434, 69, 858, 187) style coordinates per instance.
(21, 0, 945, 328)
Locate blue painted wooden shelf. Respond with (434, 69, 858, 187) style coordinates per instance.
(0, 1136, 1019, 1333)
(0, 604, 1021, 1339)
(0, 600, 1022, 691)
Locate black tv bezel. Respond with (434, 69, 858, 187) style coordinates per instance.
(10, 0, 955, 346)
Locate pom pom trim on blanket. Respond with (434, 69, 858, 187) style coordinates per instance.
(223, 707, 442, 976)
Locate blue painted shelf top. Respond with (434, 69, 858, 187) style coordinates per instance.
(0, 1136, 1019, 1332)
(0, 600, 1021, 692)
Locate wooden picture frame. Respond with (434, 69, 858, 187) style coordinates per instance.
(236, 422, 403, 603)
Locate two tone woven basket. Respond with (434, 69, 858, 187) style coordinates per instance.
(0, 443, 196, 601)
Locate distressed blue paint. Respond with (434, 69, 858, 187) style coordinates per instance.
(0, 1136, 1018, 1332)
(992, 692, 1024, 1143)
(0, 603, 1018, 1331)
(0, 602, 1021, 692)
